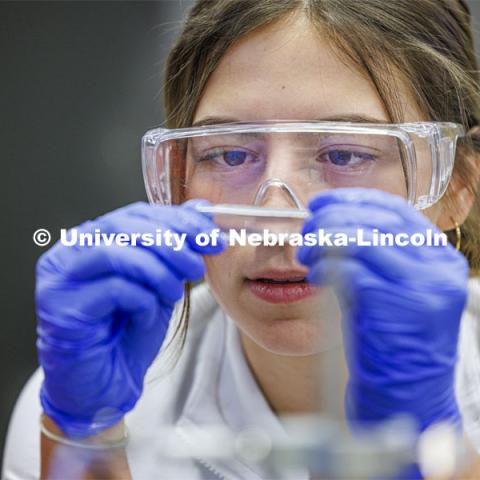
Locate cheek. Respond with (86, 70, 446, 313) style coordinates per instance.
(204, 247, 244, 301)
(186, 176, 211, 202)
(422, 201, 445, 227)
(187, 175, 226, 204)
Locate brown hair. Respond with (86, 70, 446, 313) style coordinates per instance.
(163, 0, 480, 349)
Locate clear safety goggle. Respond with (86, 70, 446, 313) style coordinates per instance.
(142, 121, 464, 230)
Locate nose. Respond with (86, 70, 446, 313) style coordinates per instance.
(252, 178, 305, 210)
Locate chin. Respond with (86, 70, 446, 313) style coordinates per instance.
(246, 316, 337, 356)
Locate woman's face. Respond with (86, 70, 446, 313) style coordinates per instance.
(189, 13, 448, 356)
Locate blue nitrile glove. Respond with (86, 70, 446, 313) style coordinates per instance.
(36, 200, 224, 438)
(297, 188, 468, 434)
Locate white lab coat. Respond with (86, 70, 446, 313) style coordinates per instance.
(3, 279, 480, 480)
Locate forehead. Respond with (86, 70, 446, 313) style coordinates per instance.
(194, 13, 420, 123)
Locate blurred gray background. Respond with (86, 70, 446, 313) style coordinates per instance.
(0, 0, 195, 462)
(1, 0, 480, 466)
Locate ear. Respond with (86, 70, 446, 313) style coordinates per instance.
(434, 128, 480, 231)
(436, 186, 474, 231)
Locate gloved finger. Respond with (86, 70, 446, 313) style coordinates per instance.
(298, 226, 431, 282)
(305, 255, 410, 360)
(308, 187, 406, 211)
(37, 276, 169, 347)
(117, 202, 225, 254)
(37, 258, 185, 327)
(307, 188, 432, 228)
(62, 243, 205, 285)
(39, 202, 225, 274)
(301, 202, 405, 236)
(300, 207, 439, 258)
(311, 205, 449, 256)
(306, 254, 465, 346)
(300, 242, 446, 336)
(120, 303, 170, 373)
(157, 213, 225, 255)
(67, 214, 209, 279)
(52, 219, 220, 280)
(300, 209, 466, 291)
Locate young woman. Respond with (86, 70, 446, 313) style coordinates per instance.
(4, 0, 480, 479)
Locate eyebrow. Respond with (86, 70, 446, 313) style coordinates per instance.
(318, 114, 388, 124)
(191, 114, 389, 127)
(192, 116, 240, 127)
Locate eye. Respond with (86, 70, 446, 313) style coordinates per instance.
(198, 147, 259, 167)
(223, 150, 248, 166)
(319, 149, 376, 167)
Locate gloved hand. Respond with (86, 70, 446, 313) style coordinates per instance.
(36, 201, 224, 438)
(297, 188, 469, 433)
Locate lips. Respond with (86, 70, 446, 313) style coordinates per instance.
(246, 269, 318, 304)
(248, 270, 308, 282)
(256, 277, 306, 283)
